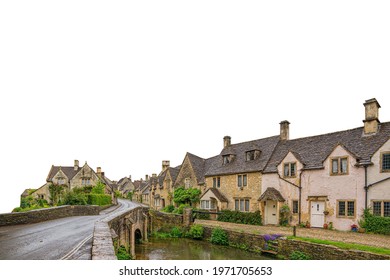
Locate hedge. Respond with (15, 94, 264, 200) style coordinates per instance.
(364, 213, 390, 235)
(217, 210, 262, 225)
(87, 194, 112, 206)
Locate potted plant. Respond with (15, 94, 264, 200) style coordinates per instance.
(305, 221, 311, 228)
(351, 224, 358, 232)
(323, 223, 328, 229)
(323, 210, 329, 215)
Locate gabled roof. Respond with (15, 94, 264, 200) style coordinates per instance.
(187, 153, 207, 184)
(208, 188, 228, 202)
(258, 187, 285, 202)
(205, 136, 280, 176)
(46, 166, 80, 181)
(264, 122, 390, 173)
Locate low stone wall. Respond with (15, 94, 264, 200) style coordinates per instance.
(149, 210, 183, 232)
(202, 226, 266, 253)
(0, 205, 100, 226)
(91, 221, 117, 260)
(278, 239, 390, 260)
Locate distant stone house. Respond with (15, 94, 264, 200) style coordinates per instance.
(117, 176, 135, 197)
(23, 160, 114, 204)
(151, 161, 180, 210)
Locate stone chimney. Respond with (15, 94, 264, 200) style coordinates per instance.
(74, 160, 79, 171)
(223, 136, 231, 148)
(152, 173, 157, 178)
(162, 160, 170, 172)
(280, 121, 290, 141)
(129, 175, 132, 180)
(363, 98, 381, 135)
(97, 167, 102, 175)
(145, 174, 149, 181)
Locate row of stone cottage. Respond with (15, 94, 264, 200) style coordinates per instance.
(131, 98, 390, 231)
(24, 98, 390, 231)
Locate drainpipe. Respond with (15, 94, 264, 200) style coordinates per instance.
(277, 171, 303, 224)
(364, 165, 368, 210)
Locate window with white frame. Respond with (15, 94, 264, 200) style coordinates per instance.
(283, 162, 296, 177)
(81, 178, 91, 186)
(234, 198, 250, 212)
(200, 200, 216, 210)
(331, 157, 348, 175)
(372, 201, 390, 217)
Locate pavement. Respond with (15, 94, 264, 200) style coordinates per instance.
(0, 199, 140, 260)
(194, 219, 390, 249)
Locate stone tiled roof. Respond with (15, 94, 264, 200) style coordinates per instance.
(205, 136, 280, 176)
(258, 187, 285, 202)
(46, 166, 79, 181)
(208, 188, 228, 202)
(264, 122, 390, 173)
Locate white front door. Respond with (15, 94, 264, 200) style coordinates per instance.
(265, 200, 278, 225)
(310, 201, 325, 228)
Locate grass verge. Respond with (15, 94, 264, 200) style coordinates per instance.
(289, 236, 390, 256)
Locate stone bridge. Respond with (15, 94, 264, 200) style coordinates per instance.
(92, 206, 193, 260)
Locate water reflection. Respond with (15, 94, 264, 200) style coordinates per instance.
(135, 238, 273, 260)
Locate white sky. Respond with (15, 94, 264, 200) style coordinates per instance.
(0, 1, 389, 214)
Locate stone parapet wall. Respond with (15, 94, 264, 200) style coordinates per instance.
(149, 210, 183, 232)
(0, 205, 100, 226)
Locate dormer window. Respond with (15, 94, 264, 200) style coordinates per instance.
(284, 162, 296, 177)
(331, 157, 348, 175)
(223, 155, 230, 165)
(57, 178, 65, 185)
(82, 178, 91, 186)
(246, 151, 255, 161)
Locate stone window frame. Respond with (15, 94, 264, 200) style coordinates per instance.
(234, 198, 250, 212)
(222, 155, 230, 165)
(380, 151, 390, 173)
(154, 198, 161, 207)
(371, 200, 390, 217)
(283, 162, 297, 178)
(246, 150, 256, 161)
(81, 178, 91, 186)
(336, 199, 356, 218)
(213, 177, 221, 188)
(57, 177, 65, 185)
(292, 200, 299, 214)
(184, 178, 191, 188)
(330, 156, 349, 176)
(237, 174, 248, 188)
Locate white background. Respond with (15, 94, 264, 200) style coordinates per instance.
(1, 1, 390, 214)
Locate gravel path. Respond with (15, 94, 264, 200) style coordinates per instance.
(194, 219, 390, 249)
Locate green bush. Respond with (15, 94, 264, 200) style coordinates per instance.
(116, 246, 132, 260)
(210, 227, 229, 246)
(187, 224, 204, 240)
(88, 194, 112, 206)
(217, 210, 262, 225)
(173, 187, 201, 206)
(363, 210, 390, 235)
(173, 204, 190, 214)
(62, 191, 87, 205)
(279, 204, 291, 226)
(162, 205, 175, 213)
(289, 251, 311, 260)
(170, 227, 183, 238)
(194, 209, 211, 220)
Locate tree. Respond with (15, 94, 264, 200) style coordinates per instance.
(173, 187, 201, 206)
(49, 184, 64, 206)
(91, 180, 106, 194)
(126, 191, 134, 201)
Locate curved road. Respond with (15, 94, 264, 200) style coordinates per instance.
(0, 199, 140, 260)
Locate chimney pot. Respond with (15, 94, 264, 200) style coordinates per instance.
(97, 167, 102, 174)
(145, 175, 149, 181)
(152, 173, 157, 178)
(74, 160, 79, 171)
(223, 136, 231, 148)
(280, 121, 290, 141)
(363, 98, 381, 135)
(162, 160, 170, 172)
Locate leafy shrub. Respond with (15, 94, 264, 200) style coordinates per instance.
(170, 227, 183, 238)
(88, 194, 112, 206)
(217, 210, 262, 225)
(289, 251, 311, 260)
(187, 224, 204, 240)
(194, 209, 211, 220)
(162, 205, 175, 213)
(173, 187, 201, 206)
(116, 246, 132, 260)
(362, 209, 390, 235)
(279, 204, 291, 226)
(173, 204, 190, 214)
(62, 191, 87, 205)
(210, 227, 229, 245)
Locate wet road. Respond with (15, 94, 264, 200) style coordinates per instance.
(0, 199, 139, 260)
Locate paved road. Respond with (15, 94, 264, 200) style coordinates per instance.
(0, 199, 139, 260)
